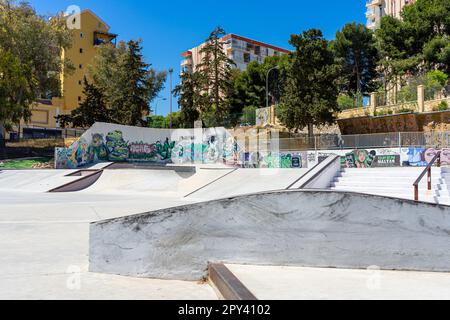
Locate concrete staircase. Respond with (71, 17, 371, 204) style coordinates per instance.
(331, 167, 450, 205)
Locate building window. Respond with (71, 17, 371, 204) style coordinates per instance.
(78, 80, 82, 85)
(79, 64, 83, 69)
(80, 32, 84, 38)
(78, 96, 81, 102)
(79, 48, 83, 54)
(244, 52, 250, 63)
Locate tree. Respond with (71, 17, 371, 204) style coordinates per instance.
(173, 71, 201, 128)
(89, 40, 166, 126)
(278, 29, 340, 137)
(376, 0, 450, 78)
(196, 26, 236, 125)
(0, 0, 72, 138)
(332, 23, 379, 96)
(226, 55, 289, 126)
(58, 79, 111, 128)
(147, 112, 181, 129)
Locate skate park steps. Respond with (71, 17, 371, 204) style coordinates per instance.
(331, 167, 450, 205)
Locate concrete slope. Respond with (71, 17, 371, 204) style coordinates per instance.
(90, 190, 450, 281)
(0, 170, 79, 193)
(186, 168, 308, 201)
(79, 168, 235, 199)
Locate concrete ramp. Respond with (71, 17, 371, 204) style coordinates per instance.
(90, 190, 450, 281)
(79, 168, 236, 199)
(0, 170, 80, 193)
(186, 168, 309, 200)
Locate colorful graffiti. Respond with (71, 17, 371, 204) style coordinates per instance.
(344, 149, 400, 168)
(106, 131, 129, 162)
(242, 152, 306, 169)
(171, 136, 233, 165)
(402, 148, 450, 167)
(129, 138, 175, 162)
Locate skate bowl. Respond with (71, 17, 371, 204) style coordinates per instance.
(90, 190, 450, 281)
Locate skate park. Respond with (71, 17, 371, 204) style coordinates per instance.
(1, 122, 450, 300)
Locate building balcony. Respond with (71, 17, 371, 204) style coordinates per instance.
(94, 31, 118, 46)
(366, 0, 383, 7)
(181, 58, 192, 67)
(365, 8, 376, 18)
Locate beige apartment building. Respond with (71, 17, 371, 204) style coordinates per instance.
(181, 34, 290, 73)
(366, 0, 416, 29)
(14, 9, 117, 139)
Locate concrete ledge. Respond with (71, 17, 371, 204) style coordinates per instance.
(89, 190, 450, 281)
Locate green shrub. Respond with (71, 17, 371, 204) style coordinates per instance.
(396, 108, 414, 114)
(438, 101, 449, 111)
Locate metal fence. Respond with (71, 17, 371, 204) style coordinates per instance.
(249, 132, 450, 152)
(7, 127, 86, 141)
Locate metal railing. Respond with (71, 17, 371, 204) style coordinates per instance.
(255, 132, 450, 151)
(413, 152, 441, 202)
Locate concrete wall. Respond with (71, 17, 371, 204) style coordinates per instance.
(55, 122, 310, 169)
(90, 190, 450, 281)
(338, 110, 450, 134)
(55, 123, 241, 169)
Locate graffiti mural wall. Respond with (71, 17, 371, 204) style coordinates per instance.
(401, 148, 450, 167)
(242, 151, 307, 169)
(56, 123, 449, 170)
(307, 147, 448, 169)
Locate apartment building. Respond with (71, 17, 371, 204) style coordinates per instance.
(181, 34, 290, 73)
(366, 0, 416, 29)
(17, 9, 117, 138)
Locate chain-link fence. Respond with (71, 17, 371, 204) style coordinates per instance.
(6, 127, 86, 142)
(249, 131, 450, 152)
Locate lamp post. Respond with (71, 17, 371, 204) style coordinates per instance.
(266, 66, 279, 110)
(169, 68, 174, 129)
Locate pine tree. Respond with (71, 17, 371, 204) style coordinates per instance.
(332, 23, 379, 96)
(58, 79, 111, 128)
(90, 40, 166, 126)
(173, 71, 201, 128)
(278, 29, 340, 137)
(196, 27, 236, 125)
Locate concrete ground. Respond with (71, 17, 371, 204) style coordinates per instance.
(0, 166, 307, 300)
(0, 169, 209, 300)
(226, 264, 450, 300)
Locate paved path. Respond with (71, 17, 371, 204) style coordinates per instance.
(0, 169, 220, 300)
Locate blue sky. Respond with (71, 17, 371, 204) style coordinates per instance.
(28, 0, 367, 116)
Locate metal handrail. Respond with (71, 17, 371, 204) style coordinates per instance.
(413, 152, 441, 202)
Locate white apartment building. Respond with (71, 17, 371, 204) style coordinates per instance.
(366, 0, 416, 29)
(181, 34, 290, 73)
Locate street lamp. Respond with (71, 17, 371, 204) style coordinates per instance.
(266, 66, 279, 109)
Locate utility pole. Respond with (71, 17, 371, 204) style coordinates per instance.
(169, 68, 174, 129)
